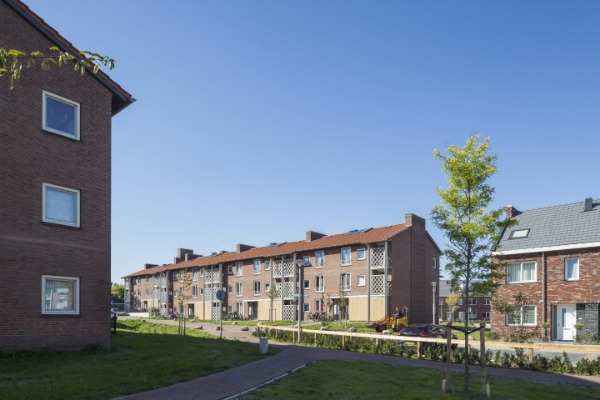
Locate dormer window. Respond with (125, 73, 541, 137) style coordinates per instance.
(509, 229, 529, 239)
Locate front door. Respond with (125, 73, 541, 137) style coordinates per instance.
(555, 304, 576, 341)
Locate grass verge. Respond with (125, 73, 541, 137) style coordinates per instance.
(239, 360, 600, 399)
(0, 320, 277, 400)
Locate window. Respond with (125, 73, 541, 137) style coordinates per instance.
(433, 257, 438, 269)
(172, 272, 178, 281)
(192, 286, 198, 298)
(565, 258, 579, 281)
(509, 229, 530, 239)
(483, 298, 491, 306)
(304, 303, 310, 312)
(507, 262, 536, 283)
(506, 305, 536, 326)
(341, 247, 351, 266)
(468, 312, 478, 319)
(42, 183, 80, 227)
(42, 91, 80, 139)
(254, 259, 261, 275)
(303, 279, 310, 289)
(192, 269, 198, 281)
(265, 283, 270, 292)
(146, 276, 150, 283)
(265, 260, 271, 271)
(145, 288, 149, 295)
(253, 281, 261, 295)
(200, 288, 204, 295)
(315, 275, 324, 292)
(236, 302, 243, 314)
(228, 265, 233, 275)
(341, 273, 351, 291)
(315, 251, 325, 268)
(227, 285, 232, 293)
(236, 282, 243, 296)
(236, 262, 243, 277)
(42, 276, 79, 315)
(357, 248, 366, 260)
(482, 312, 491, 319)
(357, 275, 366, 287)
(468, 298, 477, 306)
(303, 255, 310, 266)
(458, 298, 463, 306)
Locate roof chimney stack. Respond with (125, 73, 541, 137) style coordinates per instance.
(237, 244, 255, 253)
(306, 231, 327, 242)
(506, 205, 520, 218)
(144, 263, 158, 270)
(584, 198, 594, 212)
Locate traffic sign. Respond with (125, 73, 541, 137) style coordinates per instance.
(215, 290, 226, 301)
(293, 293, 308, 298)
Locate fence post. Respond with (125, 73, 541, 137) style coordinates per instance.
(480, 322, 489, 398)
(528, 348, 534, 367)
(443, 318, 452, 393)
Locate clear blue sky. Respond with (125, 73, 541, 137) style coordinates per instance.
(25, 0, 600, 283)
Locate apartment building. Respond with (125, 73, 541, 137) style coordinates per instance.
(125, 213, 441, 324)
(492, 199, 600, 342)
(0, 0, 133, 350)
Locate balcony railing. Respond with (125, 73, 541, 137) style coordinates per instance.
(370, 275, 385, 294)
(273, 259, 295, 278)
(275, 282, 295, 299)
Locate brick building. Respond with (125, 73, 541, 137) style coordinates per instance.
(0, 0, 133, 350)
(438, 280, 491, 323)
(492, 199, 600, 342)
(124, 214, 441, 324)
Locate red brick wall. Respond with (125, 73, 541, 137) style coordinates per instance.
(491, 247, 600, 339)
(0, 2, 114, 351)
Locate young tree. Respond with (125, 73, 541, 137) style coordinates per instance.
(431, 135, 514, 393)
(176, 269, 192, 335)
(0, 46, 115, 89)
(338, 280, 349, 327)
(268, 280, 278, 322)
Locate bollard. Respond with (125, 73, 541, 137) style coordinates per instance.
(259, 337, 269, 354)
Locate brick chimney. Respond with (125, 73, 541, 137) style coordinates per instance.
(144, 263, 158, 270)
(584, 198, 594, 212)
(237, 244, 255, 253)
(174, 248, 196, 263)
(405, 213, 425, 228)
(306, 231, 327, 242)
(506, 205, 520, 218)
(185, 253, 201, 261)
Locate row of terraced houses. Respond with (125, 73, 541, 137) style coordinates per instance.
(124, 214, 441, 324)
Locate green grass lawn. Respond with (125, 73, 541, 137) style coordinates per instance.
(240, 360, 600, 400)
(0, 320, 276, 400)
(303, 321, 375, 333)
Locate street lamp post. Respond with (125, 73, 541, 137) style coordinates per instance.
(431, 281, 437, 324)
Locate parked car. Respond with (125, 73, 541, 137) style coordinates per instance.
(398, 323, 457, 349)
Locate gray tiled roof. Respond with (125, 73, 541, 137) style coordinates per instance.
(496, 198, 600, 252)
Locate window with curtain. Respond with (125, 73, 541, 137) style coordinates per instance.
(506, 262, 536, 283)
(42, 276, 79, 315)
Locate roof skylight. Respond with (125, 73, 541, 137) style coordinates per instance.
(509, 229, 529, 239)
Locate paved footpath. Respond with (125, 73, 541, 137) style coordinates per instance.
(116, 318, 600, 400)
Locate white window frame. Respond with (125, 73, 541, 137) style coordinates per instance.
(341, 273, 351, 291)
(236, 262, 243, 277)
(304, 303, 310, 312)
(565, 258, 579, 281)
(236, 282, 243, 296)
(458, 298, 463, 306)
(357, 274, 366, 287)
(253, 281, 261, 295)
(507, 261, 537, 284)
(315, 251, 325, 268)
(341, 247, 351, 266)
(506, 305, 537, 327)
(227, 285, 232, 293)
(42, 90, 80, 140)
(468, 311, 478, 319)
(192, 286, 198, 298)
(42, 275, 80, 315)
(468, 298, 477, 306)
(192, 269, 198, 281)
(227, 265, 233, 275)
(253, 259, 261, 275)
(483, 298, 491, 306)
(482, 312, 491, 320)
(303, 279, 310, 289)
(315, 275, 324, 292)
(509, 229, 530, 239)
(265, 260, 271, 271)
(303, 255, 310, 266)
(42, 183, 80, 227)
(265, 283, 270, 293)
(357, 248, 366, 260)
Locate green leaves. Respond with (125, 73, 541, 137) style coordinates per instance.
(0, 46, 116, 89)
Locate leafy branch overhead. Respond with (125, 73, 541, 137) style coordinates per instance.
(0, 46, 116, 89)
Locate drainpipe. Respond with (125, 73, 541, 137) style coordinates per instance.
(280, 255, 285, 320)
(367, 243, 371, 323)
(219, 263, 223, 320)
(542, 252, 546, 338)
(269, 257, 273, 322)
(384, 241, 389, 316)
(292, 253, 297, 321)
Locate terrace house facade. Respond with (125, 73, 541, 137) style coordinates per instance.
(0, 0, 133, 350)
(438, 280, 491, 324)
(125, 214, 441, 324)
(492, 199, 600, 342)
